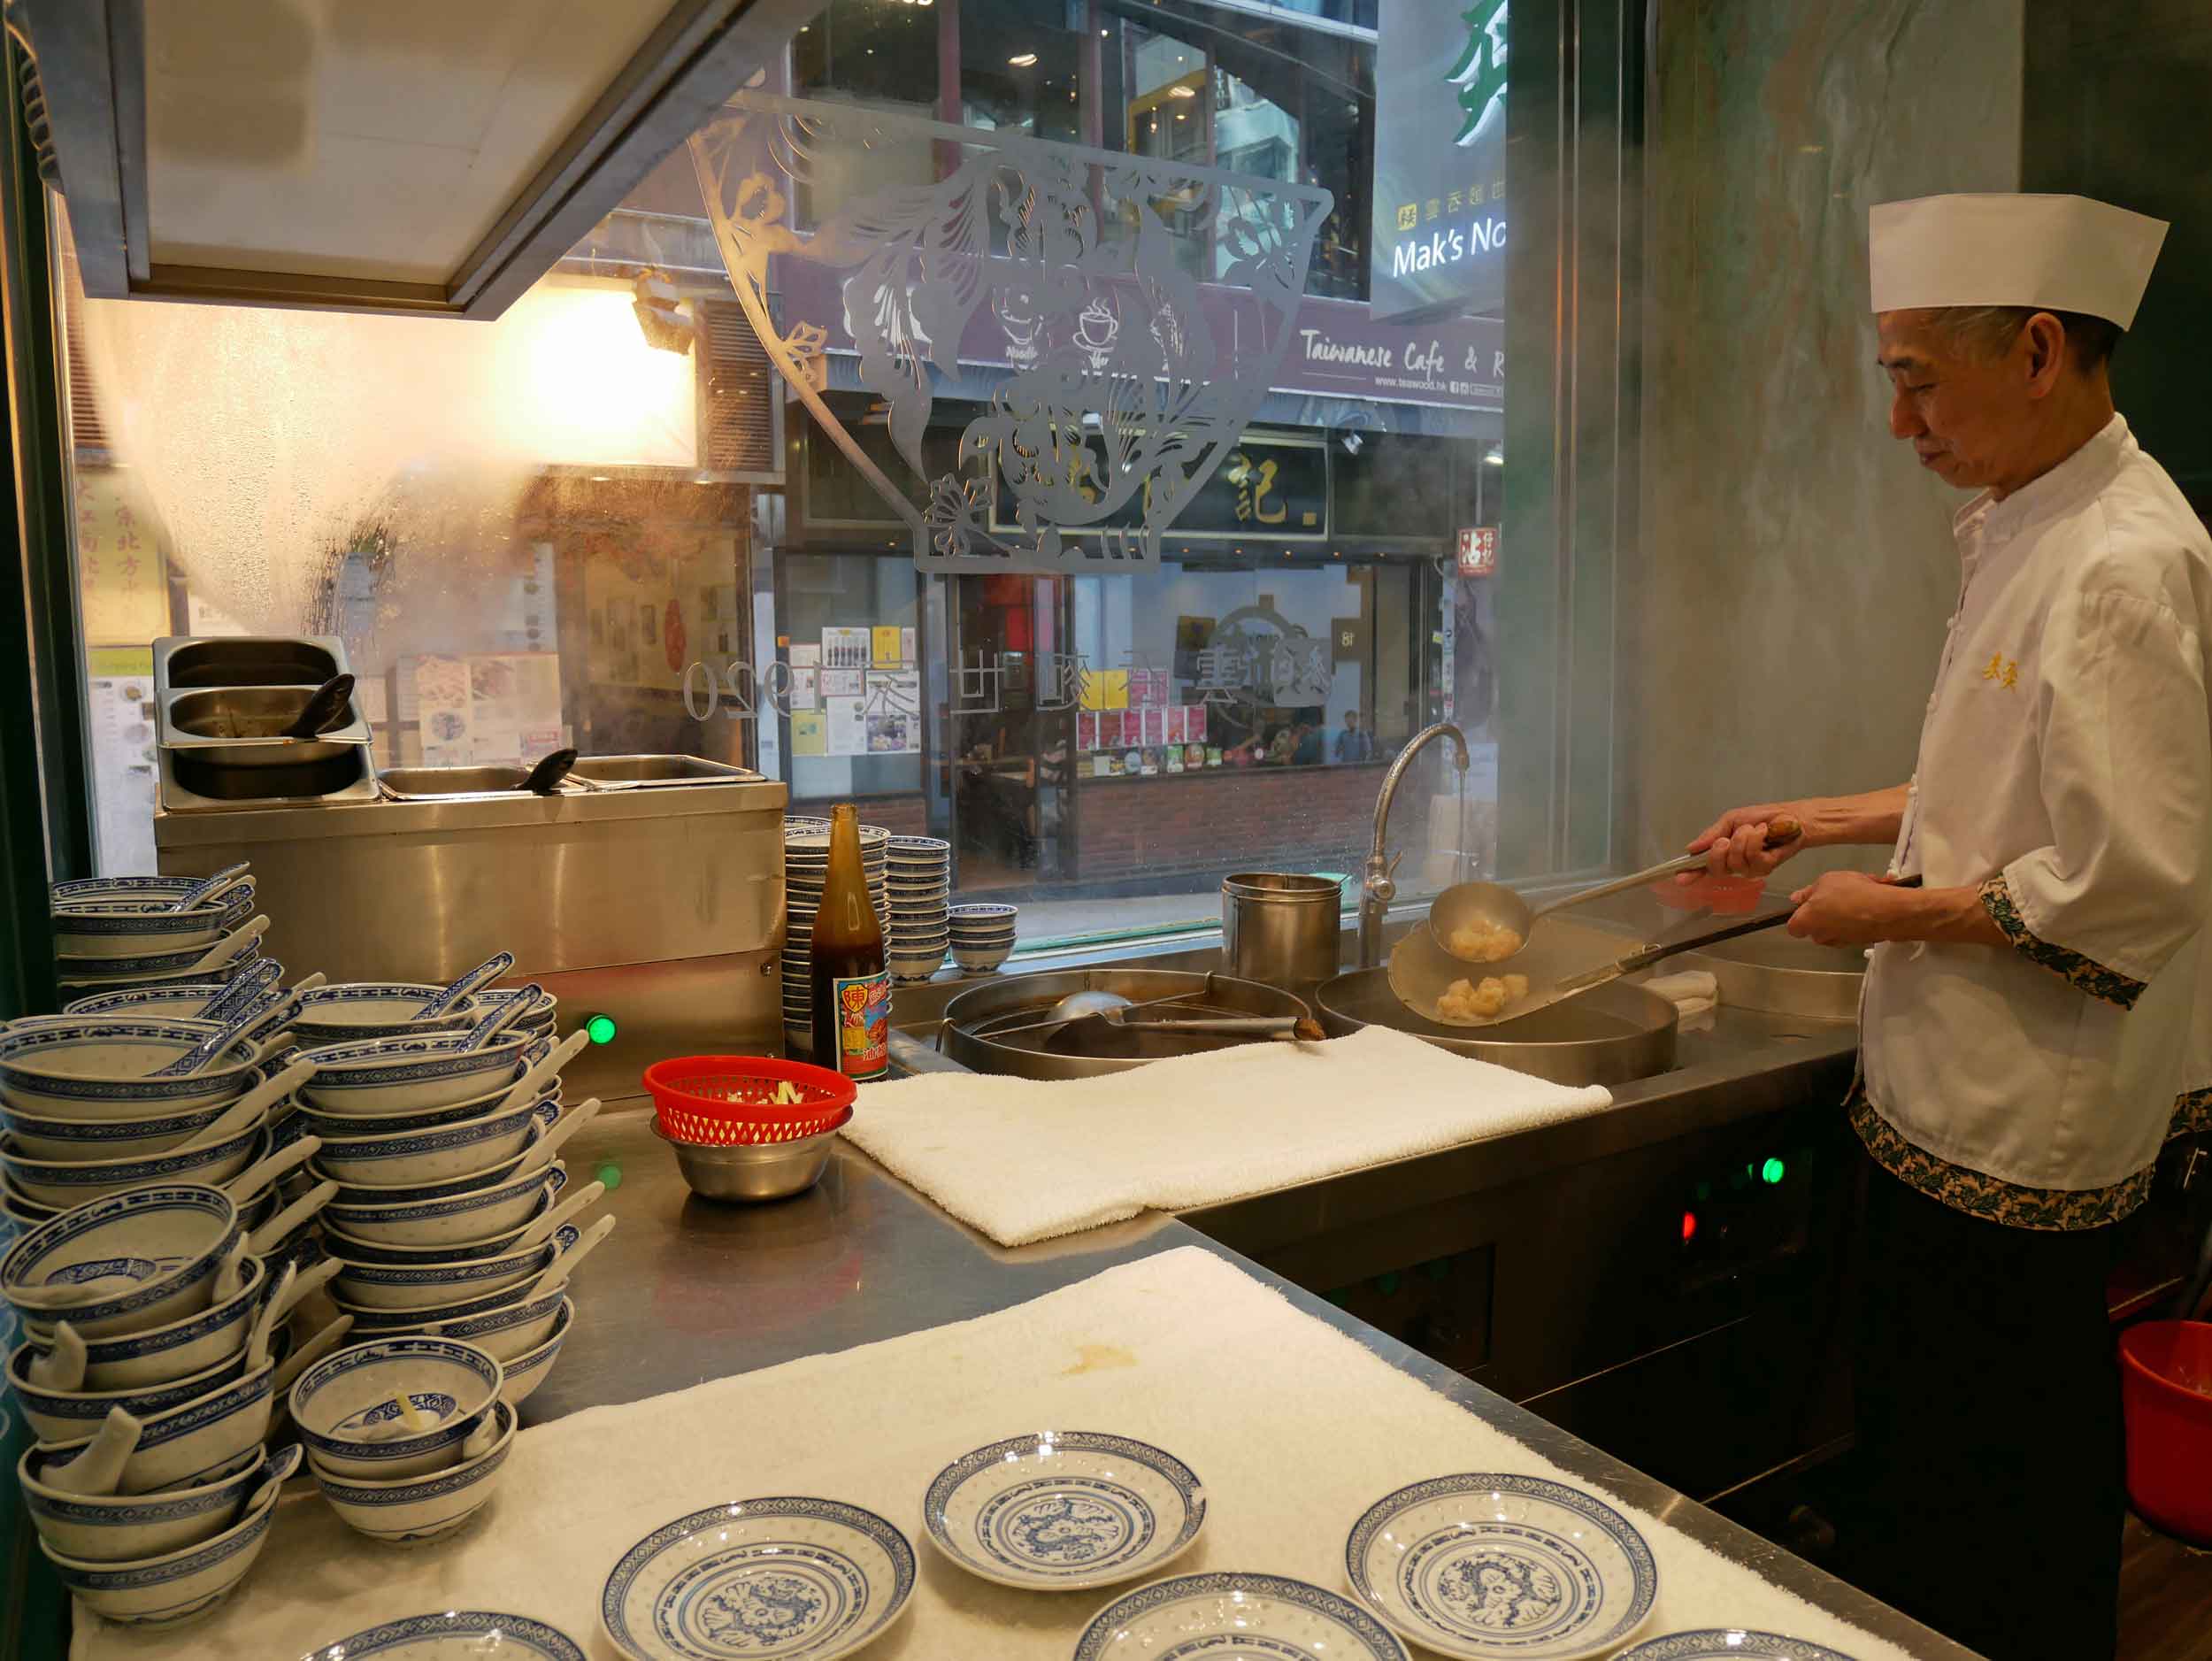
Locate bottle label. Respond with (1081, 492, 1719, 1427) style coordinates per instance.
(831, 972, 892, 1080)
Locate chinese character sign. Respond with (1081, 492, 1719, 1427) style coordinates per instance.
(1371, 1, 1509, 322)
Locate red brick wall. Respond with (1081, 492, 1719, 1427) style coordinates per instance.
(791, 794, 933, 835)
(1074, 762, 1400, 882)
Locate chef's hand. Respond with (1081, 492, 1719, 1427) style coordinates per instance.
(1786, 870, 1912, 945)
(1684, 802, 1809, 881)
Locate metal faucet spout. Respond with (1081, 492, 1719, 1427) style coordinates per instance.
(1358, 721, 1470, 968)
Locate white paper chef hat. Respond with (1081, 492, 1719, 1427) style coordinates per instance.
(1870, 193, 2169, 328)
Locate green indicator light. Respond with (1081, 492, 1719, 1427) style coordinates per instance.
(596, 1162, 623, 1191)
(586, 1014, 618, 1044)
(1693, 1181, 1711, 1202)
(1761, 1157, 1786, 1185)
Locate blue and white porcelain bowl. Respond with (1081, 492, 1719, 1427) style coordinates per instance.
(332, 1253, 576, 1343)
(53, 922, 265, 983)
(469, 987, 560, 1036)
(310, 1396, 517, 1543)
(50, 888, 256, 959)
(290, 983, 487, 1047)
(297, 1069, 557, 1140)
(0, 1182, 240, 1340)
(63, 980, 254, 1023)
(298, 1030, 544, 1116)
(56, 944, 270, 1001)
(329, 1219, 576, 1315)
(37, 1359, 278, 1496)
(324, 1174, 567, 1265)
(289, 1336, 503, 1480)
(951, 944, 1016, 973)
(922, 1430, 1208, 1591)
(600, 1496, 918, 1661)
(6, 1336, 250, 1442)
(38, 1460, 284, 1626)
(308, 1094, 549, 1188)
(324, 1164, 561, 1252)
(27, 1252, 266, 1390)
(18, 1441, 297, 1564)
(1344, 1473, 1659, 1661)
(495, 1297, 572, 1408)
(3, 1091, 254, 1163)
(1615, 1634, 1862, 1661)
(301, 1609, 587, 1661)
(1075, 1572, 1409, 1661)
(321, 1112, 557, 1210)
(0, 1123, 267, 1211)
(0, 1020, 266, 1117)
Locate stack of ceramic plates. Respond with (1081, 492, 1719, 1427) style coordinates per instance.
(886, 836, 951, 982)
(781, 823, 892, 1044)
(949, 902, 1018, 973)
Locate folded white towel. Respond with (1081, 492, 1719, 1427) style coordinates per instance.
(843, 1026, 1612, 1246)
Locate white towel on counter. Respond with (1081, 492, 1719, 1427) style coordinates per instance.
(841, 1024, 1613, 1247)
(84, 1246, 1924, 1661)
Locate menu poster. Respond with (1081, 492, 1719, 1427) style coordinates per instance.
(792, 711, 828, 756)
(1106, 711, 1131, 748)
(412, 656, 472, 765)
(1079, 668, 1130, 711)
(901, 627, 918, 665)
(1093, 755, 1116, 778)
(1164, 706, 1187, 744)
(872, 626, 904, 668)
(1141, 708, 1166, 746)
(1165, 746, 1185, 773)
(821, 668, 864, 698)
(1185, 743, 1208, 769)
(821, 627, 872, 671)
(825, 696, 868, 756)
(1185, 704, 1209, 744)
(788, 666, 820, 710)
(864, 669, 922, 754)
(1077, 711, 1099, 750)
(788, 642, 822, 667)
(1138, 748, 1159, 776)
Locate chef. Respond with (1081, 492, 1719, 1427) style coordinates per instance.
(1690, 193, 2210, 1661)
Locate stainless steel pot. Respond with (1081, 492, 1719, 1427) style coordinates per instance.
(1315, 968, 1677, 1087)
(1222, 872, 1343, 996)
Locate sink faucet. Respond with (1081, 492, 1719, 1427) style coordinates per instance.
(1359, 721, 1470, 969)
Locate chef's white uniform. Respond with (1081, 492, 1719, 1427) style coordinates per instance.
(1861, 414, 2212, 1207)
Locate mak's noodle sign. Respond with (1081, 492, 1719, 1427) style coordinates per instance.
(1371, 1, 1509, 324)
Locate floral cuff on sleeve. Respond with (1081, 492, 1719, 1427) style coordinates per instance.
(1978, 873, 2147, 1011)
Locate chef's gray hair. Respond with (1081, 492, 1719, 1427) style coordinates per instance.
(1932, 305, 2124, 370)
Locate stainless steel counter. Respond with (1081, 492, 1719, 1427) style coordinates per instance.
(540, 1111, 1975, 1658)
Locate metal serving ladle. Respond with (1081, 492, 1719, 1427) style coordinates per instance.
(1427, 818, 1802, 965)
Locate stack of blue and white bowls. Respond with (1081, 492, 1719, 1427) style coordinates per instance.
(781, 819, 891, 1050)
(949, 903, 1019, 973)
(50, 871, 269, 1004)
(886, 836, 952, 982)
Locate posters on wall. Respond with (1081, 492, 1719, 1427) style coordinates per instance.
(821, 627, 872, 671)
(408, 652, 563, 767)
(1371, 0, 1509, 322)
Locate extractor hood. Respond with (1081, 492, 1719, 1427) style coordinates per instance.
(19, 0, 815, 319)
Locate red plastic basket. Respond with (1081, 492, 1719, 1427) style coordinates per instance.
(642, 1055, 857, 1146)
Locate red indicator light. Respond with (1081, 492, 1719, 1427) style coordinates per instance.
(1680, 1210, 1699, 1243)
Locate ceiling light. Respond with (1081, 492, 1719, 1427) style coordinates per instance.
(1168, 84, 1194, 98)
(1009, 52, 1037, 66)
(1484, 450, 1505, 466)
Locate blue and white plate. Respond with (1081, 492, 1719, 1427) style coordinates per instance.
(601, 1497, 916, 1661)
(299, 1609, 586, 1659)
(1074, 1571, 1409, 1661)
(1344, 1473, 1659, 1661)
(923, 1429, 1206, 1591)
(1616, 1634, 1860, 1661)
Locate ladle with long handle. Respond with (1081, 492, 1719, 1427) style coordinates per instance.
(1427, 818, 1803, 965)
(164, 863, 251, 915)
(518, 747, 579, 795)
(1102, 1011, 1326, 1041)
(193, 958, 282, 1024)
(411, 952, 514, 1021)
(279, 673, 355, 740)
(979, 977, 1223, 1041)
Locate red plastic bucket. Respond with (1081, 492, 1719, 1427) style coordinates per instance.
(2119, 1319, 2212, 1542)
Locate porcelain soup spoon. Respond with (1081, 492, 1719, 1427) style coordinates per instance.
(505, 1179, 606, 1255)
(193, 957, 281, 1023)
(457, 985, 544, 1051)
(494, 1031, 588, 1117)
(512, 1098, 601, 1178)
(26, 1320, 88, 1391)
(411, 952, 515, 1021)
(222, 1134, 324, 1211)
(273, 1315, 354, 1397)
(246, 1180, 338, 1258)
(151, 995, 304, 1080)
(188, 915, 271, 973)
(164, 863, 251, 914)
(42, 1407, 142, 1496)
(516, 1212, 618, 1304)
(169, 1059, 317, 1151)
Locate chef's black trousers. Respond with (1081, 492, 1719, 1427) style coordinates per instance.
(1845, 1139, 2127, 1661)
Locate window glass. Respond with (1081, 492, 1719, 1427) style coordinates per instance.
(56, 0, 1534, 954)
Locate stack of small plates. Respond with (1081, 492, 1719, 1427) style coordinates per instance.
(781, 823, 892, 1045)
(886, 836, 951, 982)
(949, 903, 1018, 973)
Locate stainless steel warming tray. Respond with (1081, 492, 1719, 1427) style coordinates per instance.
(152, 634, 378, 811)
(939, 968, 1312, 1080)
(376, 756, 763, 801)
